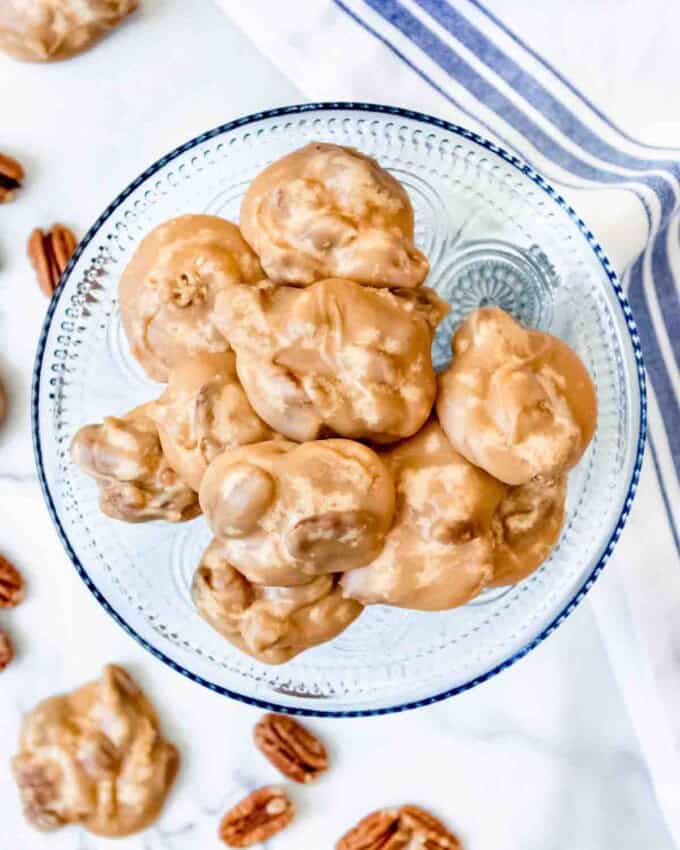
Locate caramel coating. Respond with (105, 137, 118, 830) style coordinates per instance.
(240, 142, 429, 288)
(70, 404, 200, 523)
(199, 439, 396, 586)
(437, 307, 597, 485)
(341, 420, 506, 610)
(150, 352, 273, 491)
(213, 277, 448, 443)
(0, 0, 137, 63)
(491, 475, 567, 586)
(343, 422, 568, 602)
(11, 665, 178, 837)
(192, 539, 362, 664)
(118, 215, 263, 382)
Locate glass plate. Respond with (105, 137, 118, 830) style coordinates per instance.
(32, 104, 646, 716)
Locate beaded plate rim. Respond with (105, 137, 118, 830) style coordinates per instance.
(31, 102, 647, 718)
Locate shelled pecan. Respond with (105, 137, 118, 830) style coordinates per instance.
(337, 809, 407, 850)
(219, 786, 294, 847)
(254, 713, 328, 783)
(0, 152, 24, 202)
(399, 806, 462, 849)
(27, 224, 77, 297)
(0, 555, 24, 607)
(337, 805, 462, 850)
(0, 629, 14, 671)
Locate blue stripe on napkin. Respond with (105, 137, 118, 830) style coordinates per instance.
(468, 0, 680, 154)
(361, 0, 676, 213)
(335, 0, 680, 545)
(337, 2, 679, 442)
(415, 0, 680, 177)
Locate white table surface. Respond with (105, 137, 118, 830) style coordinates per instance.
(0, 1, 674, 848)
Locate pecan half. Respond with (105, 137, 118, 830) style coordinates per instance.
(27, 224, 77, 297)
(219, 786, 294, 848)
(336, 809, 408, 850)
(286, 509, 379, 566)
(399, 806, 462, 849)
(0, 555, 24, 607)
(254, 713, 328, 783)
(0, 629, 14, 671)
(337, 806, 462, 850)
(0, 152, 24, 203)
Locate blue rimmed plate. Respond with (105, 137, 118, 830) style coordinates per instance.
(32, 103, 645, 716)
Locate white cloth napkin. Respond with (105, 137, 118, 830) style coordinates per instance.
(216, 0, 680, 842)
